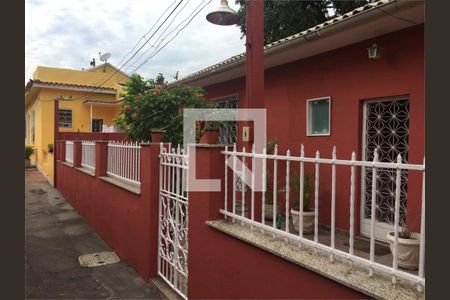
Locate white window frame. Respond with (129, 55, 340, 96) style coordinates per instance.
(306, 96, 331, 136)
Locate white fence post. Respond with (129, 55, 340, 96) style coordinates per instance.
(65, 141, 74, 164)
(106, 141, 142, 186)
(81, 141, 96, 171)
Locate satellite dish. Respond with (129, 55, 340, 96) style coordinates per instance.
(100, 52, 111, 62)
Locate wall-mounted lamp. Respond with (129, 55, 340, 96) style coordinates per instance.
(367, 43, 382, 59)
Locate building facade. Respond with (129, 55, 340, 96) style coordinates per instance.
(174, 0, 424, 241)
(25, 63, 128, 184)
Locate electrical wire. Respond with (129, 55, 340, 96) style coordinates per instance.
(114, 0, 179, 68)
(130, 0, 212, 75)
(67, 0, 185, 101)
(375, 6, 419, 26)
(121, 0, 193, 74)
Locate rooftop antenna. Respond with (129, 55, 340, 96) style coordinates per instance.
(89, 58, 96, 67)
(99, 52, 111, 72)
(173, 70, 179, 80)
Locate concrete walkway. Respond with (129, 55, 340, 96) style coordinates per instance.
(25, 169, 163, 299)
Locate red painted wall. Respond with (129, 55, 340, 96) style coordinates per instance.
(57, 132, 128, 141)
(204, 25, 424, 233)
(188, 147, 368, 299)
(55, 143, 161, 280)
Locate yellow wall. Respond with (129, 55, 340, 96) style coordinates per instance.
(25, 64, 128, 185)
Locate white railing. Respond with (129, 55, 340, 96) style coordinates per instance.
(81, 141, 96, 171)
(107, 141, 141, 186)
(222, 143, 425, 291)
(158, 144, 189, 300)
(65, 141, 74, 164)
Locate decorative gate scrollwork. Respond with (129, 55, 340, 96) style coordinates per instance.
(158, 145, 189, 299)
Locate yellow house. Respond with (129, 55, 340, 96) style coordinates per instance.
(25, 63, 129, 185)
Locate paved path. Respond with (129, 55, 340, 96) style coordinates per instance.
(25, 170, 163, 299)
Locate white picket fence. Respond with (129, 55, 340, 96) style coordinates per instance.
(107, 141, 142, 186)
(222, 143, 425, 291)
(81, 141, 96, 171)
(65, 141, 74, 164)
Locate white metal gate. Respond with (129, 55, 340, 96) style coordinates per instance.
(158, 144, 189, 299)
(361, 97, 409, 241)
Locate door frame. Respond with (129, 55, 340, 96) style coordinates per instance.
(360, 95, 409, 242)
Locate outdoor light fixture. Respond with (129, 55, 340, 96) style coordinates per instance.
(367, 43, 382, 59)
(206, 0, 240, 26)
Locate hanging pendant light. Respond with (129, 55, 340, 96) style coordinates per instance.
(206, 0, 240, 26)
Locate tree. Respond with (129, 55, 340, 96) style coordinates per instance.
(235, 0, 371, 44)
(114, 74, 213, 145)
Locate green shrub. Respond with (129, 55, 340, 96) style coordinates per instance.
(114, 74, 214, 144)
(25, 146, 33, 159)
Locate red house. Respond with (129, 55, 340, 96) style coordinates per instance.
(174, 0, 424, 242)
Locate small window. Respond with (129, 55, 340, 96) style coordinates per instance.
(307, 97, 331, 136)
(59, 109, 72, 128)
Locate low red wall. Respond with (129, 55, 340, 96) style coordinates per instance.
(188, 147, 367, 299)
(55, 142, 161, 280)
(55, 142, 370, 298)
(57, 132, 128, 141)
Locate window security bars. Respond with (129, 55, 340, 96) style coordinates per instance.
(106, 141, 141, 186)
(58, 109, 72, 128)
(222, 144, 425, 291)
(81, 141, 96, 171)
(158, 145, 189, 300)
(65, 141, 74, 164)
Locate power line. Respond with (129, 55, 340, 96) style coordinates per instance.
(115, 0, 179, 68)
(130, 0, 212, 75)
(122, 0, 193, 74)
(68, 0, 185, 101)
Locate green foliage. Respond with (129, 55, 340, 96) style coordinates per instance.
(114, 74, 213, 144)
(25, 146, 33, 159)
(291, 172, 313, 211)
(235, 0, 370, 44)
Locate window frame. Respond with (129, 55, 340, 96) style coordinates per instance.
(58, 109, 73, 128)
(306, 96, 331, 137)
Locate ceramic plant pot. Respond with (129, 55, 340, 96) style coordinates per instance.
(290, 209, 316, 233)
(199, 130, 219, 144)
(386, 231, 420, 270)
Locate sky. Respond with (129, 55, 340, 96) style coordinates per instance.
(25, 0, 245, 84)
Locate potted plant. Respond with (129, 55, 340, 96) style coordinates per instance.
(290, 172, 316, 233)
(25, 146, 33, 168)
(199, 122, 221, 144)
(386, 218, 421, 270)
(48, 144, 54, 153)
(151, 128, 165, 143)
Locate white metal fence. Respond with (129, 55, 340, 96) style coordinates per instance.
(158, 144, 189, 300)
(81, 141, 96, 171)
(65, 141, 74, 164)
(222, 143, 425, 291)
(107, 141, 141, 186)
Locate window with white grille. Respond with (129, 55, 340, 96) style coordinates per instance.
(59, 109, 72, 128)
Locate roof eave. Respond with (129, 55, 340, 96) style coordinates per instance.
(172, 0, 424, 87)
